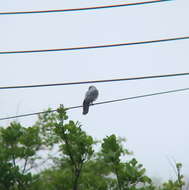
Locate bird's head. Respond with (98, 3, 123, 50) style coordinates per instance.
(89, 85, 96, 90)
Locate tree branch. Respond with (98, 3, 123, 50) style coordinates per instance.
(22, 157, 28, 174)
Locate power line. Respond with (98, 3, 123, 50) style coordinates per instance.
(1, 87, 189, 121)
(0, 36, 188, 55)
(0, 72, 189, 90)
(0, 0, 172, 15)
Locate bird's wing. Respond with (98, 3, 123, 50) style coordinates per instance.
(85, 87, 98, 102)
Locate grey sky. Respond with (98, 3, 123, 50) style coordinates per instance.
(1, 0, 189, 180)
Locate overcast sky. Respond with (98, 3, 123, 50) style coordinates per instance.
(1, 0, 189, 180)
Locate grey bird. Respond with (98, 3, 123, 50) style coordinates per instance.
(83, 86, 99, 115)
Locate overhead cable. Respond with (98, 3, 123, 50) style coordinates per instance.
(0, 72, 189, 90)
(0, 0, 172, 15)
(0, 87, 189, 121)
(0, 36, 189, 55)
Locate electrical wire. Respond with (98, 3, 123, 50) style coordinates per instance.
(0, 72, 189, 90)
(0, 87, 189, 121)
(0, 0, 172, 15)
(1, 36, 188, 55)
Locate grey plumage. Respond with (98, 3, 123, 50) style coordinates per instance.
(83, 86, 99, 115)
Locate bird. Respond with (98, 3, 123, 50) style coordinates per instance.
(83, 86, 99, 115)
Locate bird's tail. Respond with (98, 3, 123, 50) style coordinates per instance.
(83, 100, 90, 115)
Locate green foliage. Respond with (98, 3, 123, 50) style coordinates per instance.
(57, 120, 94, 163)
(117, 158, 153, 189)
(35, 109, 61, 147)
(100, 135, 153, 190)
(0, 122, 42, 189)
(101, 135, 127, 164)
(0, 162, 18, 190)
(0, 122, 42, 161)
(35, 105, 95, 190)
(30, 169, 72, 190)
(80, 160, 115, 190)
(161, 163, 185, 190)
(0, 106, 187, 190)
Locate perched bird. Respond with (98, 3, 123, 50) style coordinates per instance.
(83, 86, 99, 115)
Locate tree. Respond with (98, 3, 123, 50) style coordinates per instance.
(100, 135, 153, 190)
(161, 163, 185, 190)
(0, 122, 42, 189)
(79, 159, 116, 190)
(0, 106, 186, 190)
(35, 105, 95, 190)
